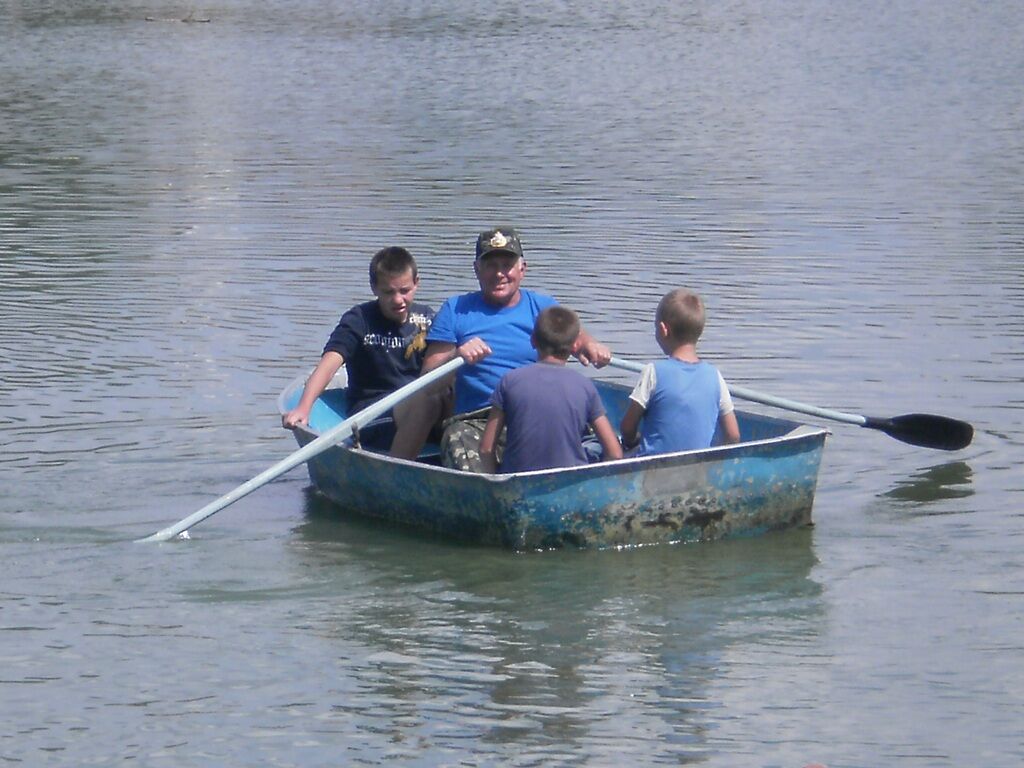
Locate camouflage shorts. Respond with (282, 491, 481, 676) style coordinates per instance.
(440, 408, 504, 472)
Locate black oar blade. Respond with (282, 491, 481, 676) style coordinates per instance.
(863, 414, 974, 451)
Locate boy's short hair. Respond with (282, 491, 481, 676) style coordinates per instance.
(533, 306, 581, 358)
(369, 246, 418, 288)
(657, 288, 705, 343)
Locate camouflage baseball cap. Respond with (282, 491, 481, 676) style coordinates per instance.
(475, 227, 523, 261)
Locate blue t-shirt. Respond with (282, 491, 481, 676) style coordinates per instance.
(630, 358, 732, 455)
(323, 300, 434, 413)
(427, 288, 558, 413)
(491, 362, 605, 473)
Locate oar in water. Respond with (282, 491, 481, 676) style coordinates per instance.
(138, 357, 465, 543)
(607, 357, 973, 451)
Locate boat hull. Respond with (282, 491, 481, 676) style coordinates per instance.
(280, 375, 827, 550)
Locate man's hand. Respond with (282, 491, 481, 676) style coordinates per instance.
(574, 333, 611, 368)
(457, 337, 493, 364)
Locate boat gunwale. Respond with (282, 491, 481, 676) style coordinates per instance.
(278, 373, 829, 484)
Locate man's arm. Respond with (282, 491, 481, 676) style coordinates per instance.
(389, 340, 493, 460)
(573, 328, 611, 368)
(422, 338, 492, 374)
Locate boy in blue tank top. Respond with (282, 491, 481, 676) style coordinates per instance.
(619, 288, 741, 455)
(479, 306, 623, 473)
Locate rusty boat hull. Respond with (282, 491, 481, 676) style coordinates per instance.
(278, 375, 828, 550)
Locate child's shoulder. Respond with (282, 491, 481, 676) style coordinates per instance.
(503, 361, 576, 383)
(504, 360, 550, 380)
(540, 363, 595, 390)
(656, 356, 714, 371)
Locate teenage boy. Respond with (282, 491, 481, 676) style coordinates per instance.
(282, 246, 433, 429)
(479, 306, 623, 473)
(619, 288, 741, 455)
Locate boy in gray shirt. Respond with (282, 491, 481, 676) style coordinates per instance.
(480, 306, 622, 473)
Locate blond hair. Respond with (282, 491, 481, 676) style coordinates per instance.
(657, 288, 705, 344)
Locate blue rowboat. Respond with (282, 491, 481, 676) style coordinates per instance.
(277, 373, 828, 550)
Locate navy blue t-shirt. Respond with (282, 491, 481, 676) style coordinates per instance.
(323, 301, 434, 413)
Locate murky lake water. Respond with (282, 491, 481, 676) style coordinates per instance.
(2, 1, 1022, 765)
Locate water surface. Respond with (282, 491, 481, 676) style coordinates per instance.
(2, 1, 1022, 766)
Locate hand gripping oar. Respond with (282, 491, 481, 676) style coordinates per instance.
(138, 357, 465, 542)
(607, 358, 973, 451)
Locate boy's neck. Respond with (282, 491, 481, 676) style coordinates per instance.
(667, 343, 700, 364)
(536, 353, 569, 366)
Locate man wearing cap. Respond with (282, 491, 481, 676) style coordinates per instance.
(390, 226, 611, 468)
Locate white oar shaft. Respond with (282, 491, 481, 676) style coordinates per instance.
(607, 357, 866, 427)
(139, 356, 464, 542)
(727, 384, 865, 426)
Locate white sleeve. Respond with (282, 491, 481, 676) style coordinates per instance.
(629, 363, 658, 409)
(718, 370, 735, 414)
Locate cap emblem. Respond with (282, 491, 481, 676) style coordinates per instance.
(489, 231, 509, 249)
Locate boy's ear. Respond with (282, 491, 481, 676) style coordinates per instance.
(657, 320, 670, 340)
(570, 335, 583, 354)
